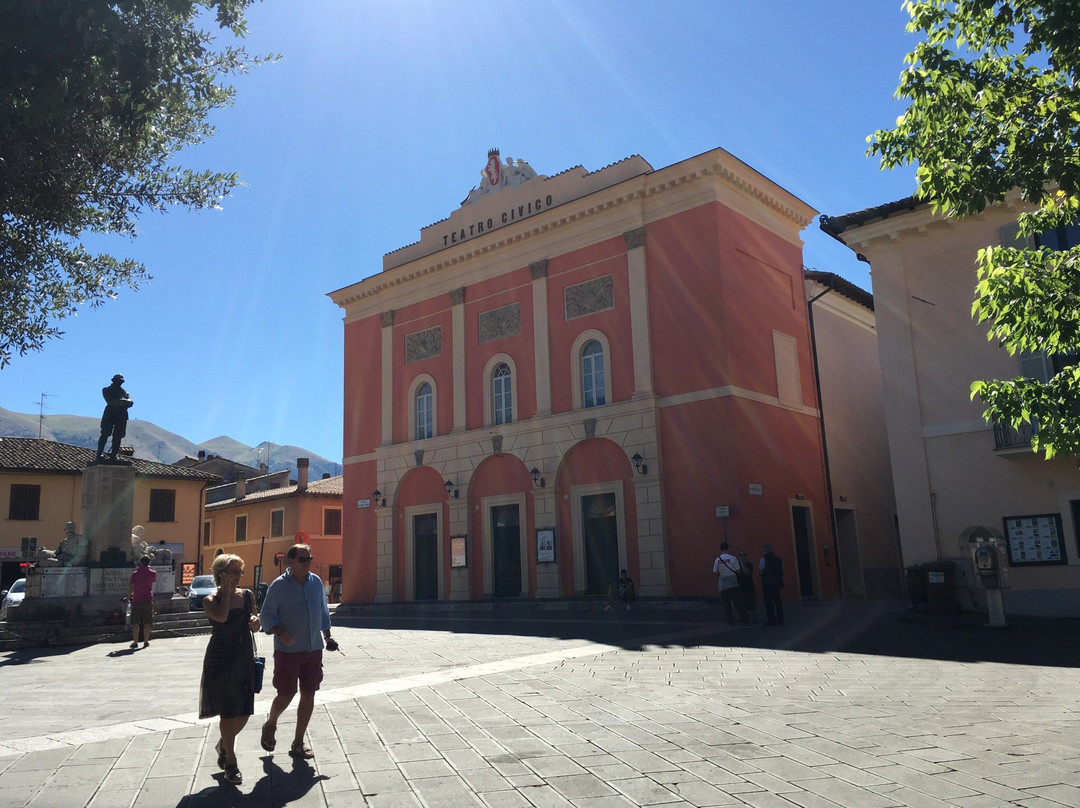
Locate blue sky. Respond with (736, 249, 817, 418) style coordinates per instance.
(1, 1, 921, 463)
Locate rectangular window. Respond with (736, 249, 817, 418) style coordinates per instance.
(324, 508, 342, 535)
(1036, 223, 1080, 251)
(8, 484, 41, 521)
(148, 488, 176, 522)
(235, 515, 247, 542)
(271, 508, 284, 537)
(203, 521, 211, 547)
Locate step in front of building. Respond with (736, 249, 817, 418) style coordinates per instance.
(0, 609, 212, 651)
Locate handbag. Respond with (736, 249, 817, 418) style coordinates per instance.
(253, 654, 266, 694)
(248, 590, 265, 693)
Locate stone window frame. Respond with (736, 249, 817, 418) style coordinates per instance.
(483, 353, 518, 427)
(409, 374, 438, 441)
(270, 507, 284, 537)
(571, 330, 612, 410)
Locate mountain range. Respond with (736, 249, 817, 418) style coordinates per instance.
(0, 407, 341, 480)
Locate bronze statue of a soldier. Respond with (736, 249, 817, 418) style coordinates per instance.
(96, 374, 134, 462)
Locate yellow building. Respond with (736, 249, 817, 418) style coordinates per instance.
(0, 437, 218, 589)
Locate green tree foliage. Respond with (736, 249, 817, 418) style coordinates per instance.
(0, 0, 270, 367)
(870, 0, 1080, 459)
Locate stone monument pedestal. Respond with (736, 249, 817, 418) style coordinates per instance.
(12, 566, 183, 623)
(83, 462, 136, 564)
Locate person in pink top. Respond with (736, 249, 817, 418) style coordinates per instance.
(127, 555, 156, 649)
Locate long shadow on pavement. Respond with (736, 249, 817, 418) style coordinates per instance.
(333, 599, 1080, 669)
(176, 755, 327, 808)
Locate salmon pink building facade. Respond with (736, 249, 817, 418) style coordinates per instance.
(331, 148, 839, 604)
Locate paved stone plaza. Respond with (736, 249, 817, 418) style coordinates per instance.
(0, 600, 1077, 807)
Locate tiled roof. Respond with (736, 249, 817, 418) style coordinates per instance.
(205, 475, 343, 510)
(818, 196, 922, 238)
(804, 269, 874, 312)
(0, 437, 221, 481)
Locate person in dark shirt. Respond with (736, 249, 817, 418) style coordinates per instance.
(605, 569, 636, 611)
(758, 544, 785, 626)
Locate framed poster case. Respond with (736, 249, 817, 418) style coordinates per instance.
(1002, 514, 1067, 565)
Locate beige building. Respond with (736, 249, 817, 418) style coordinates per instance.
(806, 271, 902, 599)
(822, 195, 1080, 616)
(0, 438, 218, 589)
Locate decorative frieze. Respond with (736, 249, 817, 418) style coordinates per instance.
(478, 303, 521, 344)
(405, 326, 442, 363)
(564, 274, 614, 320)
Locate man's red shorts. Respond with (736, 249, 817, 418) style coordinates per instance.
(272, 649, 323, 696)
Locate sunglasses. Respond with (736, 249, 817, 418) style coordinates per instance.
(296, 556, 313, 563)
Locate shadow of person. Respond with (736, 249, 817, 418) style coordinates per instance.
(106, 648, 138, 658)
(174, 754, 328, 808)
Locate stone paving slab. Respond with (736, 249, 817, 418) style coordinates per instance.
(0, 601, 1078, 807)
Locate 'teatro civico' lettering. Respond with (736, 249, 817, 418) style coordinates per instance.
(442, 195, 555, 247)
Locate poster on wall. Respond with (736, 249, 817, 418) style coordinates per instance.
(536, 529, 555, 563)
(1002, 514, 1067, 565)
(450, 535, 467, 568)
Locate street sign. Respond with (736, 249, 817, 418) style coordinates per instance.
(715, 506, 730, 518)
(275, 551, 285, 562)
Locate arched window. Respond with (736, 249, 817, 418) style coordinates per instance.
(492, 362, 513, 425)
(415, 382, 433, 440)
(581, 340, 606, 408)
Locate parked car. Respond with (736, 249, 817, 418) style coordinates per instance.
(188, 575, 216, 611)
(2, 578, 26, 616)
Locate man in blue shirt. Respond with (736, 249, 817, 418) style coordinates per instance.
(259, 543, 336, 759)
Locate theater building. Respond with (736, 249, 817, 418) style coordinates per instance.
(330, 147, 841, 604)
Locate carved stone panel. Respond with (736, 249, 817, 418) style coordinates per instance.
(564, 275, 614, 320)
(624, 228, 646, 250)
(478, 303, 521, 344)
(406, 326, 442, 363)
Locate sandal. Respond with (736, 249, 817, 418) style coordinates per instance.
(224, 765, 243, 785)
(260, 722, 276, 752)
(289, 741, 315, 759)
(215, 740, 226, 770)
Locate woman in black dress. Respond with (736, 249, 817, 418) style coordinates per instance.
(200, 554, 260, 785)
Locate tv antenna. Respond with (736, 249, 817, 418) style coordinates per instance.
(35, 392, 56, 438)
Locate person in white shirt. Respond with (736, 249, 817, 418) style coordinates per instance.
(713, 542, 750, 625)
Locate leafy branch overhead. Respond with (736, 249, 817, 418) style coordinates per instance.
(0, 0, 275, 367)
(869, 0, 1080, 459)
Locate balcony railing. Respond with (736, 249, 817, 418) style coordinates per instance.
(993, 420, 1036, 451)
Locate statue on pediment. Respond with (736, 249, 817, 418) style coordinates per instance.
(462, 148, 543, 206)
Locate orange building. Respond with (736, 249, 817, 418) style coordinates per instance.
(200, 458, 343, 596)
(330, 148, 838, 604)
